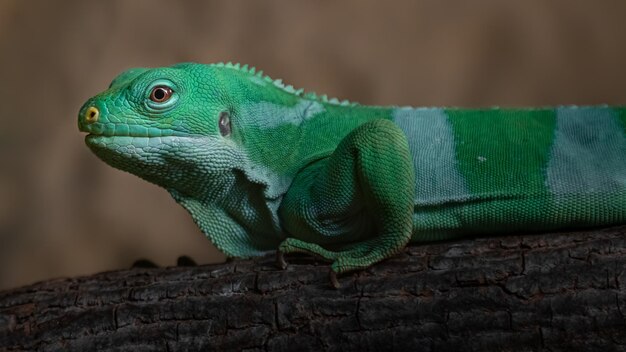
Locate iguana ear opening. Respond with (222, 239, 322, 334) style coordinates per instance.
(219, 111, 231, 136)
(109, 67, 149, 89)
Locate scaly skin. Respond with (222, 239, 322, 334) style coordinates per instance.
(78, 62, 626, 286)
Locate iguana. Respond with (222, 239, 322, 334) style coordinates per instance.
(78, 62, 626, 287)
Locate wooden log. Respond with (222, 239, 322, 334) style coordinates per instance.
(1, 226, 625, 351)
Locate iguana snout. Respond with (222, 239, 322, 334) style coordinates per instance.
(77, 98, 109, 136)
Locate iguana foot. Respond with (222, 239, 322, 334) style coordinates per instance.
(278, 237, 339, 261)
(278, 237, 345, 288)
(277, 242, 342, 288)
(278, 237, 407, 288)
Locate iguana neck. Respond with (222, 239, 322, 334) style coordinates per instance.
(222, 68, 395, 199)
(93, 133, 288, 237)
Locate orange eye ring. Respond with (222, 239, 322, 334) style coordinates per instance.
(149, 86, 173, 103)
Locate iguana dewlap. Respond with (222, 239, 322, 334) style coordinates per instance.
(78, 62, 626, 285)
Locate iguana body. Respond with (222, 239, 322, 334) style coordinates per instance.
(78, 62, 626, 281)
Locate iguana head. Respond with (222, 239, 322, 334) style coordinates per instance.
(79, 62, 328, 201)
(78, 62, 300, 256)
(78, 63, 249, 198)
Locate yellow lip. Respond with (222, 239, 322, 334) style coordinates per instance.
(85, 106, 99, 123)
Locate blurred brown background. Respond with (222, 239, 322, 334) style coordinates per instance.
(1, 0, 626, 291)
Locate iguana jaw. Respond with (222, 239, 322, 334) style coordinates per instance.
(81, 125, 190, 139)
(84, 134, 247, 198)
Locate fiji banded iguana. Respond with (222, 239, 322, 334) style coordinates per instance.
(78, 62, 626, 287)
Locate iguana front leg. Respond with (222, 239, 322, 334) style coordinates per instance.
(278, 119, 415, 287)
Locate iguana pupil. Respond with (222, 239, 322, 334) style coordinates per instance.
(150, 86, 172, 102)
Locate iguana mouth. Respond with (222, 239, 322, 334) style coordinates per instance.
(79, 105, 190, 138)
(83, 133, 202, 150)
(82, 125, 188, 138)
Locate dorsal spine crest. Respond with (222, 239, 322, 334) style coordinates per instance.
(212, 62, 358, 107)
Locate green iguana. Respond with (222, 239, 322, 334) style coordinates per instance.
(78, 62, 626, 287)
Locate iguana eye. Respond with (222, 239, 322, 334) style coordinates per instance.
(149, 86, 173, 103)
(219, 111, 231, 136)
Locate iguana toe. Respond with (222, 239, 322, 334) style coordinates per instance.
(276, 249, 288, 270)
(329, 269, 340, 289)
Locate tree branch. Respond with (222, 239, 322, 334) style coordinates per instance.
(1, 226, 625, 351)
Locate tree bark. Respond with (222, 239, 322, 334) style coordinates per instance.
(1, 226, 625, 351)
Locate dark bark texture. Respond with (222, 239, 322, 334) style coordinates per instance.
(1, 226, 626, 352)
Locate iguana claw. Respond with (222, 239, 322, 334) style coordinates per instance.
(276, 250, 288, 270)
(329, 270, 340, 289)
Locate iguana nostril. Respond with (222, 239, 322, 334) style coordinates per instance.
(85, 106, 99, 123)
